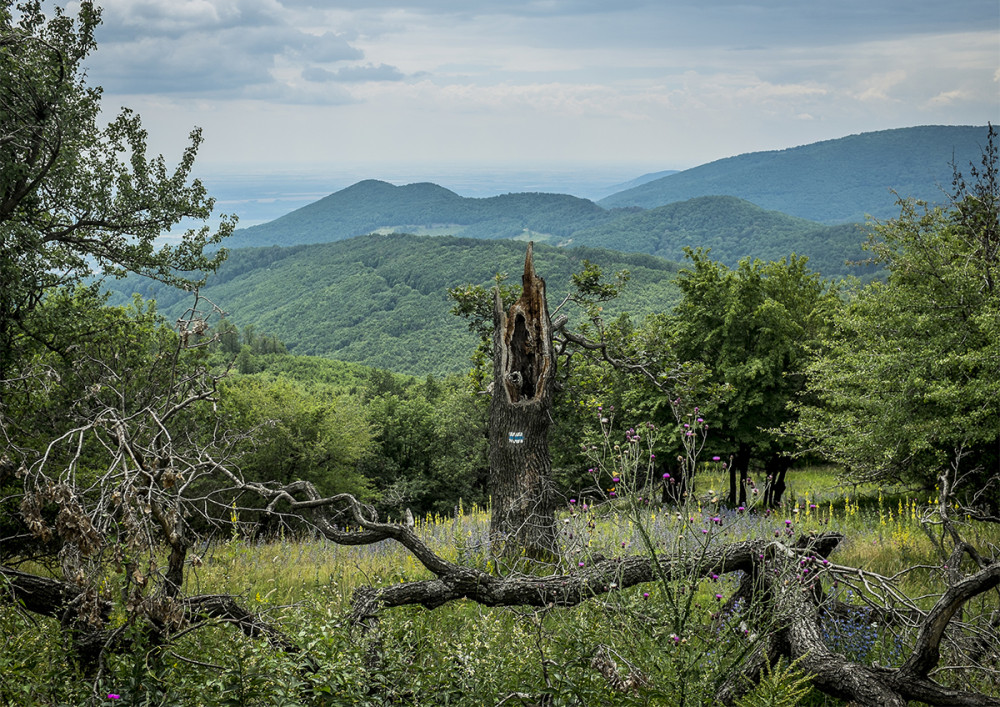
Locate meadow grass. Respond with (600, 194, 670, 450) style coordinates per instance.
(4, 466, 996, 705)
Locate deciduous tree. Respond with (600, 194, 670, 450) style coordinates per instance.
(671, 250, 838, 506)
(793, 125, 1000, 511)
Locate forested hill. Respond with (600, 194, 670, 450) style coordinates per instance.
(568, 196, 870, 277)
(225, 180, 613, 249)
(599, 125, 988, 223)
(223, 187, 870, 277)
(112, 235, 682, 376)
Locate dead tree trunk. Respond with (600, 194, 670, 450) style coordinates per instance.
(488, 243, 558, 558)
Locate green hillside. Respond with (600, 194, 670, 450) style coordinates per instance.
(599, 125, 989, 223)
(225, 180, 614, 249)
(568, 196, 872, 277)
(113, 235, 682, 376)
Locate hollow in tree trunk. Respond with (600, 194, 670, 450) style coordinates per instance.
(488, 243, 558, 558)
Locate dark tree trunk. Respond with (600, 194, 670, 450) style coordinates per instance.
(728, 443, 752, 507)
(763, 455, 792, 507)
(488, 243, 558, 558)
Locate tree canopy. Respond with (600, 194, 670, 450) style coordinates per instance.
(793, 126, 1000, 509)
(0, 0, 233, 374)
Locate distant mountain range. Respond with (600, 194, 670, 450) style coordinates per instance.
(114, 236, 683, 376)
(220, 126, 988, 278)
(599, 125, 986, 223)
(225, 181, 610, 250)
(110, 125, 989, 375)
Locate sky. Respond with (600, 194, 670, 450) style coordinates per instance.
(78, 0, 999, 196)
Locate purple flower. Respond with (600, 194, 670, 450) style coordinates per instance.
(715, 593, 723, 600)
(569, 498, 576, 504)
(712, 456, 721, 461)
(663, 473, 670, 479)
(578, 561, 585, 567)
(609, 491, 617, 497)
(643, 592, 650, 599)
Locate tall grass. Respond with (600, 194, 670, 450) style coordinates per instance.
(3, 467, 996, 706)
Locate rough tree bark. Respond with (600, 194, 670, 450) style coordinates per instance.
(488, 243, 558, 557)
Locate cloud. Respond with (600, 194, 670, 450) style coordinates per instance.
(854, 70, 908, 103)
(927, 90, 969, 107)
(90, 0, 363, 96)
(302, 63, 407, 83)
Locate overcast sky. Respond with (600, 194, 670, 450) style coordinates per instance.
(83, 0, 999, 177)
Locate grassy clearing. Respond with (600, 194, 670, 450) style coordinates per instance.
(3, 467, 996, 705)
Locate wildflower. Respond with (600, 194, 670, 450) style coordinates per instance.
(570, 498, 576, 504)
(613, 477, 620, 483)
(663, 473, 670, 479)
(715, 593, 723, 600)
(578, 561, 585, 567)
(643, 592, 650, 599)
(785, 519, 792, 526)
(712, 456, 721, 461)
(737, 506, 745, 512)
(609, 491, 617, 497)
